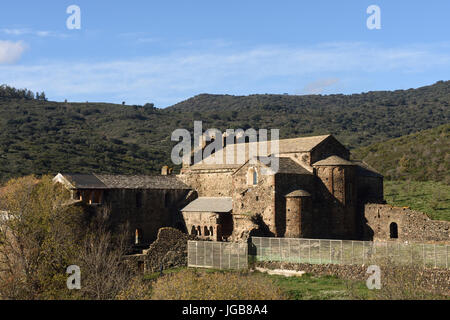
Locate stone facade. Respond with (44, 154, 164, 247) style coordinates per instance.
(94, 188, 192, 244)
(181, 211, 233, 241)
(179, 170, 233, 197)
(55, 134, 449, 246)
(231, 162, 277, 240)
(54, 173, 193, 246)
(179, 134, 388, 242)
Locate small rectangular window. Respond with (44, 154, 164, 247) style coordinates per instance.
(136, 192, 142, 208)
(253, 171, 258, 185)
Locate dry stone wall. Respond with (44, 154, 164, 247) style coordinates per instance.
(365, 204, 450, 243)
(142, 227, 197, 272)
(255, 261, 450, 294)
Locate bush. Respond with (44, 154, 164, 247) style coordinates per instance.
(116, 276, 152, 300)
(151, 269, 285, 300)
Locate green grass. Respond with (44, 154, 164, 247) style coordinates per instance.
(143, 267, 372, 300)
(260, 272, 371, 300)
(384, 180, 450, 221)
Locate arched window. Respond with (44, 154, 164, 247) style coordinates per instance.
(204, 226, 209, 236)
(247, 167, 258, 186)
(209, 227, 214, 237)
(253, 170, 258, 185)
(191, 226, 197, 235)
(390, 222, 398, 239)
(197, 226, 202, 236)
(209, 138, 216, 155)
(135, 228, 142, 245)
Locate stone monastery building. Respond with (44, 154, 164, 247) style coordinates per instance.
(54, 134, 449, 246)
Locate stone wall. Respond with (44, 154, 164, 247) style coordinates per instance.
(92, 188, 191, 244)
(231, 162, 276, 240)
(274, 173, 316, 238)
(315, 165, 358, 239)
(181, 211, 233, 241)
(180, 170, 233, 197)
(142, 227, 197, 273)
(356, 176, 383, 204)
(310, 136, 351, 164)
(364, 204, 450, 243)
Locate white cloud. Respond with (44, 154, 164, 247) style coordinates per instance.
(1, 28, 27, 35)
(0, 40, 26, 64)
(303, 78, 340, 94)
(1, 28, 67, 38)
(0, 42, 449, 105)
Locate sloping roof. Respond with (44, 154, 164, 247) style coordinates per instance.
(352, 160, 383, 178)
(57, 173, 190, 190)
(190, 135, 331, 170)
(60, 174, 108, 189)
(313, 155, 354, 166)
(241, 156, 313, 175)
(181, 197, 232, 213)
(277, 157, 313, 175)
(285, 190, 311, 197)
(278, 135, 331, 152)
(95, 174, 190, 189)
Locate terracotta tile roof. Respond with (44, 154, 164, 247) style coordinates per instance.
(181, 197, 232, 213)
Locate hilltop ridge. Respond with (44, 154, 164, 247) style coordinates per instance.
(0, 81, 449, 182)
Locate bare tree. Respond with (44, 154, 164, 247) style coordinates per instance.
(77, 220, 135, 300)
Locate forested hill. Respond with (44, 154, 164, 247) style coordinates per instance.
(0, 81, 449, 182)
(352, 123, 449, 183)
(167, 80, 450, 148)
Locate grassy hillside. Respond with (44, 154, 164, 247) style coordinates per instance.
(384, 180, 450, 221)
(0, 80, 449, 182)
(352, 124, 449, 183)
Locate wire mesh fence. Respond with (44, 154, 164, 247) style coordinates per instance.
(251, 237, 449, 269)
(187, 240, 248, 270)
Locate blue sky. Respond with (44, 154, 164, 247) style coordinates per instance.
(0, 0, 449, 107)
